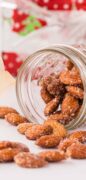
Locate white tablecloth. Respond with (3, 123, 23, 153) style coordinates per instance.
(0, 82, 86, 180)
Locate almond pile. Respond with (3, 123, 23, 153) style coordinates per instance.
(0, 60, 85, 168)
(40, 63, 84, 125)
(0, 105, 86, 168)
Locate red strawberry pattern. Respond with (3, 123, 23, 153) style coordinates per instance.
(12, 9, 28, 22)
(12, 9, 47, 35)
(2, 52, 23, 76)
(75, 0, 86, 10)
(32, 0, 86, 10)
(32, 0, 72, 10)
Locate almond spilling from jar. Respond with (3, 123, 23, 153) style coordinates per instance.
(0, 141, 13, 149)
(38, 150, 66, 162)
(0, 141, 29, 162)
(0, 148, 19, 162)
(69, 131, 86, 143)
(0, 144, 29, 162)
(44, 120, 67, 138)
(36, 134, 61, 148)
(66, 142, 86, 159)
(25, 124, 53, 140)
(0, 141, 29, 151)
(5, 113, 28, 126)
(17, 123, 34, 135)
(0, 107, 18, 118)
(47, 111, 71, 125)
(58, 138, 78, 152)
(10, 142, 29, 152)
(14, 152, 47, 168)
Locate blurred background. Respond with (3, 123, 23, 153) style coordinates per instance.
(0, 0, 86, 76)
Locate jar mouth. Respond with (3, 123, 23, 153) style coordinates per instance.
(16, 44, 86, 130)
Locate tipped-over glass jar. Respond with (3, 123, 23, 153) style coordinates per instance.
(16, 44, 86, 130)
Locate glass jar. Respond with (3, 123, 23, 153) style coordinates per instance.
(16, 44, 86, 130)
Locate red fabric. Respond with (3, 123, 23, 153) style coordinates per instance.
(2, 52, 23, 76)
(12, 9, 47, 33)
(12, 9, 28, 32)
(48, 0, 72, 10)
(3, 9, 47, 77)
(76, 0, 86, 10)
(32, 0, 86, 10)
(12, 9, 28, 22)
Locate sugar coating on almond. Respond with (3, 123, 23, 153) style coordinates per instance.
(14, 152, 47, 168)
(41, 88, 53, 103)
(39, 150, 66, 162)
(66, 86, 84, 99)
(62, 94, 80, 117)
(66, 142, 86, 159)
(36, 134, 61, 148)
(44, 96, 60, 116)
(5, 113, 28, 126)
(25, 124, 53, 140)
(0, 107, 18, 118)
(17, 123, 34, 134)
(44, 120, 67, 138)
(69, 131, 86, 143)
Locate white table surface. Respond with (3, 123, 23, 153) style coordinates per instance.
(0, 83, 86, 180)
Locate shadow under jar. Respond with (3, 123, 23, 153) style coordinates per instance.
(16, 44, 86, 130)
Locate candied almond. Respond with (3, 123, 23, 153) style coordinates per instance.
(10, 142, 29, 152)
(69, 131, 86, 143)
(62, 94, 80, 117)
(44, 120, 67, 138)
(0, 107, 18, 118)
(44, 96, 60, 116)
(36, 134, 61, 148)
(71, 66, 80, 74)
(0, 141, 12, 149)
(17, 123, 34, 135)
(43, 74, 65, 96)
(47, 112, 71, 125)
(14, 152, 47, 168)
(0, 141, 30, 162)
(39, 150, 66, 162)
(66, 60, 74, 70)
(0, 141, 29, 152)
(40, 87, 53, 103)
(42, 74, 59, 88)
(59, 69, 82, 86)
(66, 142, 86, 159)
(0, 148, 22, 162)
(25, 124, 53, 140)
(66, 86, 84, 99)
(58, 138, 78, 152)
(5, 113, 28, 126)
